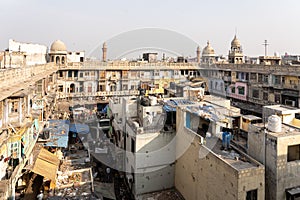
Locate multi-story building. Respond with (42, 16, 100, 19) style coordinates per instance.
(201, 64, 300, 115)
(248, 105, 300, 200)
(121, 96, 176, 199)
(0, 63, 57, 199)
(174, 95, 265, 200)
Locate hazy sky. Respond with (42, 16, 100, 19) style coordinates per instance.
(1, 0, 300, 58)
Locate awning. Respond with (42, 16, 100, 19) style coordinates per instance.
(31, 148, 59, 181)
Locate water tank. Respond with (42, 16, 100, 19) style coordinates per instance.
(268, 115, 282, 133)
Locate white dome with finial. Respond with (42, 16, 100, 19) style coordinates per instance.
(231, 35, 241, 47)
(202, 41, 215, 56)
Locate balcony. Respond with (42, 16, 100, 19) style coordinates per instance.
(222, 76, 232, 82)
(58, 90, 140, 99)
(283, 84, 300, 90)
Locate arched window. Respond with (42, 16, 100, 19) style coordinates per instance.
(56, 56, 60, 64)
(62, 56, 65, 64)
(70, 83, 75, 93)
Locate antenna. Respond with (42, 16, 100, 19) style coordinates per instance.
(262, 40, 269, 57)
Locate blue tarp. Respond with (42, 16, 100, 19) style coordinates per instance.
(69, 123, 90, 134)
(100, 104, 108, 114)
(43, 120, 69, 148)
(163, 99, 195, 112)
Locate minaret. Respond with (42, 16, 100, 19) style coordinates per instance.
(196, 46, 201, 63)
(102, 42, 107, 62)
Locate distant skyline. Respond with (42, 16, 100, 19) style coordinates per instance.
(1, 0, 300, 58)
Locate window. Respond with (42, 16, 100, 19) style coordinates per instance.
(275, 94, 280, 103)
(238, 87, 245, 95)
(88, 83, 92, 93)
(79, 83, 83, 92)
(231, 87, 236, 94)
(131, 138, 135, 153)
(250, 73, 257, 81)
(252, 89, 259, 99)
(99, 71, 105, 78)
(290, 80, 296, 85)
(9, 142, 19, 157)
(245, 73, 249, 81)
(10, 101, 18, 113)
(287, 144, 300, 162)
(241, 73, 245, 80)
(263, 92, 268, 101)
(246, 189, 257, 200)
(263, 75, 268, 83)
(99, 85, 104, 92)
(59, 71, 63, 78)
(58, 85, 63, 92)
(154, 70, 159, 76)
(274, 75, 280, 85)
(68, 71, 72, 78)
(258, 74, 263, 83)
(122, 71, 128, 78)
(131, 71, 137, 78)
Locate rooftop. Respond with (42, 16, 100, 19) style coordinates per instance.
(138, 188, 184, 200)
(252, 122, 300, 138)
(242, 115, 262, 121)
(208, 138, 260, 170)
(264, 104, 300, 114)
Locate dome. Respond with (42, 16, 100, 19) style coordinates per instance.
(50, 40, 67, 52)
(231, 35, 241, 47)
(202, 41, 215, 56)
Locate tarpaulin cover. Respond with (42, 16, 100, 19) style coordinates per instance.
(43, 120, 69, 148)
(163, 99, 195, 112)
(69, 123, 90, 134)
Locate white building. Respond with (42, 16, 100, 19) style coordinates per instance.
(8, 39, 47, 65)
